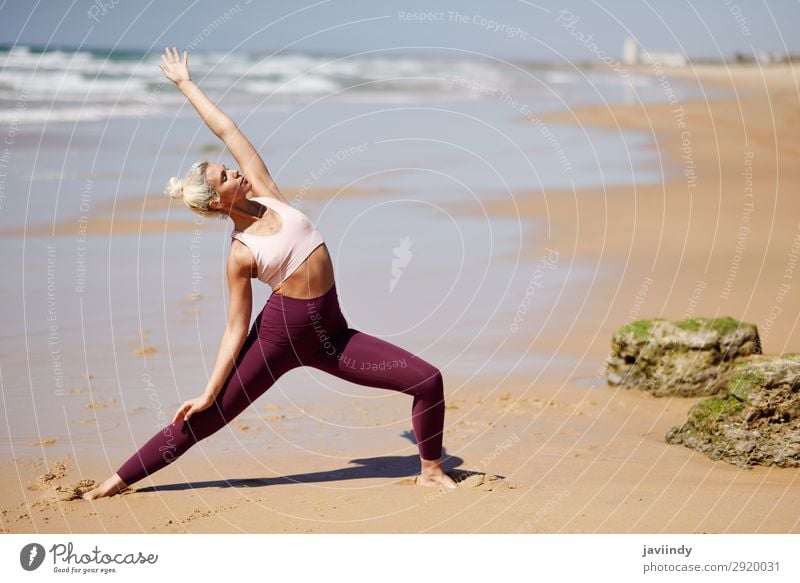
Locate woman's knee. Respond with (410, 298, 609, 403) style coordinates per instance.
(415, 365, 444, 399)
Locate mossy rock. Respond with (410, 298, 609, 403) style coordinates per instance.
(675, 316, 743, 336)
(617, 318, 666, 341)
(607, 316, 761, 397)
(728, 367, 766, 401)
(666, 354, 800, 468)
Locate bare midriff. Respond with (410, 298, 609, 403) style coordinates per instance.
(270, 242, 335, 299)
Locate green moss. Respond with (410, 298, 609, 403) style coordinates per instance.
(675, 317, 703, 331)
(727, 366, 766, 401)
(709, 316, 750, 336)
(690, 395, 745, 425)
(675, 316, 746, 336)
(618, 318, 665, 340)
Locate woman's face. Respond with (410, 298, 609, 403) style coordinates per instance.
(205, 162, 252, 211)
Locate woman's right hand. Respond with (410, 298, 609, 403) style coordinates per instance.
(171, 392, 215, 426)
(159, 47, 191, 86)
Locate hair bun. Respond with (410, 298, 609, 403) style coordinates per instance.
(164, 176, 184, 200)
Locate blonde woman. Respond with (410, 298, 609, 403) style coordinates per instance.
(83, 48, 456, 499)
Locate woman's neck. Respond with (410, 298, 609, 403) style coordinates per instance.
(229, 197, 267, 231)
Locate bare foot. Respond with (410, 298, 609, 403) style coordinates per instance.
(81, 473, 129, 500)
(416, 472, 458, 489)
(417, 456, 458, 489)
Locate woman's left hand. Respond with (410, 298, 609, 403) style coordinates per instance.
(172, 392, 215, 426)
(160, 47, 191, 86)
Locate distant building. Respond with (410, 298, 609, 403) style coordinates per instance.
(623, 38, 639, 66)
(622, 36, 688, 67)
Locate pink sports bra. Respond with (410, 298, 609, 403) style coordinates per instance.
(231, 196, 325, 289)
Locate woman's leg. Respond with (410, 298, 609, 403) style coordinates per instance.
(110, 315, 299, 490)
(305, 326, 446, 461)
(304, 326, 455, 487)
(296, 283, 453, 487)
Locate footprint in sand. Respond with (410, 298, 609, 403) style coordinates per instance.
(24, 458, 102, 506)
(397, 470, 518, 491)
(32, 480, 97, 507)
(27, 461, 69, 490)
(449, 470, 518, 491)
(171, 502, 239, 526)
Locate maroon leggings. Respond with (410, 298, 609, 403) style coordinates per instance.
(115, 283, 446, 486)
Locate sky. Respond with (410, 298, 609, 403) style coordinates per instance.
(0, 0, 798, 62)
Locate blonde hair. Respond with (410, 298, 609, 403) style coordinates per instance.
(164, 161, 223, 218)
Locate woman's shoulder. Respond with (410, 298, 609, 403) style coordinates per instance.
(229, 236, 257, 277)
(250, 184, 290, 205)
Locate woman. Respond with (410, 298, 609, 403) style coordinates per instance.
(82, 48, 456, 499)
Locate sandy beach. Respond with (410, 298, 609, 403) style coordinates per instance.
(2, 63, 799, 534)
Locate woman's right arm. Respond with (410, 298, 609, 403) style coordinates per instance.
(172, 236, 254, 424)
(161, 47, 234, 139)
(203, 245, 253, 400)
(160, 47, 285, 202)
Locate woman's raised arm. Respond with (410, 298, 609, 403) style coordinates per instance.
(160, 47, 285, 202)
